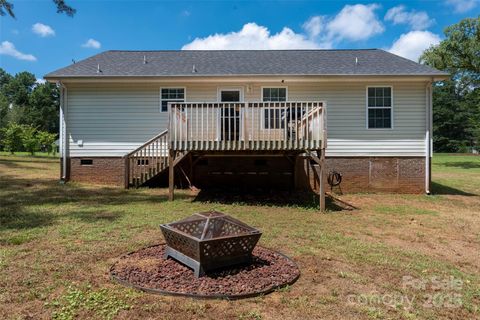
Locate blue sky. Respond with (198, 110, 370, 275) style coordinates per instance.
(0, 0, 478, 79)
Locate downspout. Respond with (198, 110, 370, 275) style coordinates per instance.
(425, 79, 433, 194)
(59, 82, 68, 182)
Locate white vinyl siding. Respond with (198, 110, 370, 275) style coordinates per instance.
(66, 80, 427, 157)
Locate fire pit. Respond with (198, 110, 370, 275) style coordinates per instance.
(160, 211, 262, 277)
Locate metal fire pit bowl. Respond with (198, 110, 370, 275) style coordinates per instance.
(160, 211, 262, 277)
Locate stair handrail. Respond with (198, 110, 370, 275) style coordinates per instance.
(125, 129, 170, 188)
(126, 129, 169, 157)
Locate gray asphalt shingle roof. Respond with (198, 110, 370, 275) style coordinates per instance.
(44, 49, 448, 78)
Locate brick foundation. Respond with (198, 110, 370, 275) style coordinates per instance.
(64, 155, 426, 193)
(296, 156, 425, 194)
(68, 157, 126, 186)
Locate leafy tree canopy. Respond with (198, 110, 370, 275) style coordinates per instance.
(0, 68, 59, 137)
(421, 17, 479, 93)
(421, 17, 480, 152)
(0, 0, 75, 18)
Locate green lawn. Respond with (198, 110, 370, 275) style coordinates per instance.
(0, 151, 58, 158)
(0, 153, 479, 319)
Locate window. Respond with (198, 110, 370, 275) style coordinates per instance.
(221, 90, 240, 102)
(262, 87, 287, 129)
(367, 87, 392, 129)
(262, 87, 287, 102)
(160, 88, 185, 112)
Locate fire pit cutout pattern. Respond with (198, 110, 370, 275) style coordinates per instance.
(160, 211, 261, 277)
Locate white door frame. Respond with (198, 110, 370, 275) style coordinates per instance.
(216, 87, 245, 141)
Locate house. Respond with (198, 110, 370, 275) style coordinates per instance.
(44, 49, 448, 209)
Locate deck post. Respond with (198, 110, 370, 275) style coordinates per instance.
(318, 149, 326, 212)
(293, 154, 301, 190)
(168, 149, 175, 201)
(189, 153, 194, 187)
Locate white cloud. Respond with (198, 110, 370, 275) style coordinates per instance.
(388, 31, 441, 62)
(36, 78, 46, 85)
(445, 0, 479, 13)
(326, 4, 384, 41)
(181, 10, 191, 17)
(0, 41, 37, 61)
(82, 38, 101, 49)
(303, 16, 324, 38)
(385, 6, 434, 30)
(182, 22, 327, 50)
(32, 23, 55, 37)
(182, 4, 387, 50)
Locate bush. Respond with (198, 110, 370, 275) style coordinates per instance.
(21, 125, 40, 155)
(37, 130, 57, 155)
(0, 123, 57, 155)
(0, 123, 24, 154)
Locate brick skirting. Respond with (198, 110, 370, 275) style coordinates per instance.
(297, 156, 426, 194)
(68, 157, 126, 186)
(64, 156, 426, 193)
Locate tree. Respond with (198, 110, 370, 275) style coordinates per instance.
(420, 17, 480, 152)
(20, 125, 40, 155)
(0, 68, 13, 91)
(0, 93, 9, 129)
(37, 130, 57, 154)
(27, 82, 60, 132)
(0, 69, 59, 141)
(0, 0, 75, 18)
(0, 122, 23, 154)
(1, 71, 36, 107)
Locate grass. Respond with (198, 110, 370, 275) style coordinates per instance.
(0, 151, 58, 158)
(0, 153, 479, 319)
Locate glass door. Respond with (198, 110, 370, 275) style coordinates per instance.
(219, 89, 242, 141)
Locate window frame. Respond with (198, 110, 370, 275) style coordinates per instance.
(216, 87, 245, 141)
(159, 87, 186, 112)
(261, 86, 288, 130)
(216, 86, 244, 102)
(365, 86, 394, 130)
(261, 86, 288, 102)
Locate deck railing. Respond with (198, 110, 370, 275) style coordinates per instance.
(125, 130, 169, 187)
(169, 101, 326, 151)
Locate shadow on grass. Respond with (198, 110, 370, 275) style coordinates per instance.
(70, 210, 125, 223)
(430, 181, 477, 196)
(0, 175, 192, 230)
(193, 188, 357, 211)
(439, 161, 480, 170)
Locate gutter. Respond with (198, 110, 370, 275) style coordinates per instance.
(425, 79, 433, 194)
(58, 81, 68, 182)
(43, 73, 451, 82)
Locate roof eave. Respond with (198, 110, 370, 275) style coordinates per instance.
(44, 73, 450, 82)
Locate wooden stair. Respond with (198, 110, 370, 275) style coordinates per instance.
(125, 130, 172, 188)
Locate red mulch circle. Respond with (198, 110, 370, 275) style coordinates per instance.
(110, 244, 300, 299)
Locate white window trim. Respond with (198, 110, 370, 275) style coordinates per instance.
(261, 86, 288, 102)
(261, 86, 288, 130)
(159, 87, 186, 112)
(365, 85, 394, 130)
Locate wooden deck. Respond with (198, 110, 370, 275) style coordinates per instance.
(169, 101, 326, 151)
(126, 101, 327, 211)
